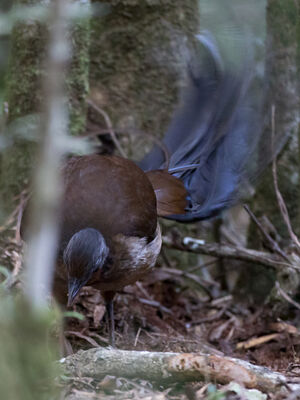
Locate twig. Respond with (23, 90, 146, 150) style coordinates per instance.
(160, 247, 172, 268)
(15, 190, 29, 244)
(65, 330, 100, 347)
(138, 298, 173, 314)
(161, 266, 218, 299)
(162, 235, 299, 271)
(211, 295, 233, 307)
(135, 281, 153, 300)
(275, 281, 300, 311)
(134, 327, 142, 347)
(237, 333, 280, 350)
(244, 204, 290, 262)
(86, 127, 170, 169)
(271, 105, 300, 254)
(191, 306, 227, 325)
(0, 191, 28, 234)
(87, 99, 127, 158)
(186, 259, 217, 273)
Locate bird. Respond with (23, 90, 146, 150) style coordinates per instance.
(51, 153, 188, 346)
(22, 33, 276, 347)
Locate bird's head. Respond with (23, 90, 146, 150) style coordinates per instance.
(63, 228, 109, 307)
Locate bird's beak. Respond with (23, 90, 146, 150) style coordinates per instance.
(67, 277, 84, 307)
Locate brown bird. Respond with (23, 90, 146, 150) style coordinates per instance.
(52, 155, 186, 346)
(22, 34, 271, 347)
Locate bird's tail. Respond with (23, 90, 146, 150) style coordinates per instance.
(140, 32, 269, 222)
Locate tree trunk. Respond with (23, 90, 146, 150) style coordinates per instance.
(252, 0, 300, 239)
(89, 0, 200, 142)
(0, 0, 90, 220)
(238, 0, 300, 305)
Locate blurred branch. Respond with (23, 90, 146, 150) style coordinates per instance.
(162, 235, 298, 271)
(24, 0, 71, 309)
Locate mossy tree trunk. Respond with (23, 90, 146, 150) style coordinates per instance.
(252, 0, 300, 239)
(238, 0, 300, 305)
(0, 2, 12, 95)
(89, 0, 200, 140)
(0, 0, 90, 221)
(88, 0, 201, 271)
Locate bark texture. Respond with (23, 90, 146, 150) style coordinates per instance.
(0, 0, 90, 220)
(252, 0, 300, 238)
(237, 0, 300, 304)
(61, 347, 296, 394)
(89, 0, 200, 141)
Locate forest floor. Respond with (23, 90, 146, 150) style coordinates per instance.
(62, 269, 300, 400)
(1, 210, 300, 400)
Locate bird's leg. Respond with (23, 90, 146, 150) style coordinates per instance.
(103, 291, 116, 347)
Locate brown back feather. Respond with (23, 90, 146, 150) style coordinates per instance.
(146, 170, 187, 217)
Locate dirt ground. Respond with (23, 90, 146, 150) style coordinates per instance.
(62, 266, 300, 400)
(1, 214, 300, 399)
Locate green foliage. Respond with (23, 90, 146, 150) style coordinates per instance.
(63, 310, 85, 321)
(0, 290, 61, 400)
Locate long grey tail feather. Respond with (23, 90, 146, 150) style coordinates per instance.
(139, 32, 264, 222)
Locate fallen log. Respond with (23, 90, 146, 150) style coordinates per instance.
(61, 348, 300, 394)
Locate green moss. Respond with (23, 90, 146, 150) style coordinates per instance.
(67, 11, 91, 136)
(0, 139, 36, 219)
(89, 0, 199, 137)
(1, 0, 91, 218)
(251, 0, 300, 239)
(0, 291, 60, 400)
(241, 0, 300, 303)
(6, 0, 90, 128)
(6, 20, 46, 120)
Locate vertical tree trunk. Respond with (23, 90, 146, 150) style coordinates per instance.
(0, 2, 12, 95)
(89, 0, 200, 139)
(0, 0, 90, 220)
(252, 0, 300, 238)
(238, 0, 300, 305)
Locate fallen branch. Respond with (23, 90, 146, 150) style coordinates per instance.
(61, 348, 299, 394)
(236, 333, 280, 350)
(162, 235, 298, 271)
